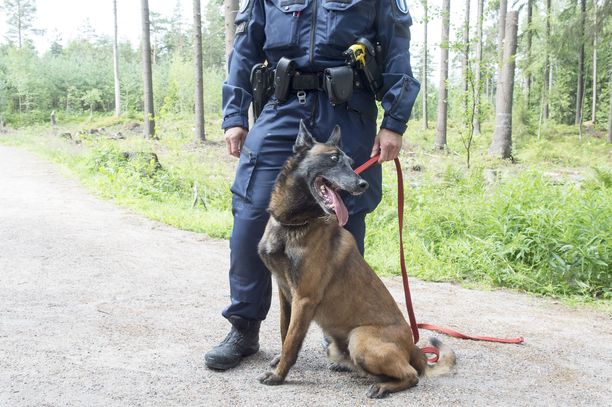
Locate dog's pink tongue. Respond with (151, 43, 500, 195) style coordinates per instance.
(329, 188, 349, 226)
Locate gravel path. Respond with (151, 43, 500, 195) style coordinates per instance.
(0, 144, 610, 407)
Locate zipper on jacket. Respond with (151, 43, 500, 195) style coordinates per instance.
(309, 0, 318, 66)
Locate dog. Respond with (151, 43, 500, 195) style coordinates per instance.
(257, 121, 455, 398)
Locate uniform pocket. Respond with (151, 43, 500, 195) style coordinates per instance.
(322, 0, 374, 48)
(346, 91, 378, 126)
(230, 145, 258, 202)
(264, 0, 310, 51)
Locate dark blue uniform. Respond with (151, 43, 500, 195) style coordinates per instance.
(221, 0, 419, 321)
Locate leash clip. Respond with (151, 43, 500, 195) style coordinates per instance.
(296, 90, 307, 105)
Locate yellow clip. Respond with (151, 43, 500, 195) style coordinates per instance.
(348, 43, 366, 67)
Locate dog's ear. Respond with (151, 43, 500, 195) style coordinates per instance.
(325, 125, 342, 147)
(294, 120, 315, 152)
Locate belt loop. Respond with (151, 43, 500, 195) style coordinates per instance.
(297, 91, 307, 105)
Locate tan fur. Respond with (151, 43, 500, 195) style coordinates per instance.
(257, 140, 455, 398)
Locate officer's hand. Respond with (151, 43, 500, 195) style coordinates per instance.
(225, 127, 248, 158)
(371, 128, 403, 163)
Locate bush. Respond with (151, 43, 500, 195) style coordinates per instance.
(366, 168, 611, 299)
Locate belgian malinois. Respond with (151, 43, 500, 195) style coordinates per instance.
(257, 121, 455, 398)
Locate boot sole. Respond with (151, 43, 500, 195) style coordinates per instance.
(204, 347, 259, 371)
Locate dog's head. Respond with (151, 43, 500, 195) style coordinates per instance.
(291, 120, 368, 225)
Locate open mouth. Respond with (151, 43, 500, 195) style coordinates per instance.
(314, 177, 348, 226)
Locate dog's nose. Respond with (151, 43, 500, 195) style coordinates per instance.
(358, 180, 369, 191)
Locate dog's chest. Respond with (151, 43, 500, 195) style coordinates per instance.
(259, 224, 307, 287)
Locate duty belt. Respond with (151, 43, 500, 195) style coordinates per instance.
(290, 71, 363, 92)
(290, 72, 325, 91)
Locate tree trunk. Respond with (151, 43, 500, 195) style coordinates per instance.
(434, 0, 450, 150)
(141, 0, 156, 138)
(474, 0, 484, 134)
(422, 0, 428, 130)
(544, 0, 551, 119)
(489, 11, 518, 159)
(497, 0, 508, 88)
(17, 1, 22, 49)
(462, 0, 470, 118)
(224, 0, 239, 66)
(575, 0, 586, 125)
(608, 71, 612, 143)
(591, 1, 598, 124)
(193, 0, 206, 142)
(113, 0, 121, 117)
(526, 0, 533, 106)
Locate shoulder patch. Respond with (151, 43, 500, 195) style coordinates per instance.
(239, 0, 250, 13)
(395, 0, 409, 14)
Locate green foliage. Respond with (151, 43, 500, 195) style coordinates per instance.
(2, 115, 610, 304)
(366, 166, 611, 300)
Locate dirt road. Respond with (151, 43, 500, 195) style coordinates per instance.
(0, 144, 610, 406)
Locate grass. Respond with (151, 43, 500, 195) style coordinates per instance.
(1, 114, 610, 310)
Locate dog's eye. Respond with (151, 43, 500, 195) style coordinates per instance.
(330, 154, 339, 162)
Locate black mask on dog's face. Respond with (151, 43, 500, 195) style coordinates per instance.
(293, 121, 368, 225)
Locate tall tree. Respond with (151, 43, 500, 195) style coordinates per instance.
(608, 70, 612, 143)
(193, 0, 206, 142)
(575, 0, 586, 125)
(474, 0, 484, 134)
(1, 0, 37, 48)
(543, 0, 551, 119)
(489, 10, 519, 159)
(421, 0, 428, 130)
(224, 0, 239, 64)
(462, 0, 471, 117)
(434, 0, 450, 150)
(112, 0, 121, 117)
(526, 0, 533, 105)
(141, 0, 156, 138)
(497, 0, 508, 87)
(591, 0, 598, 123)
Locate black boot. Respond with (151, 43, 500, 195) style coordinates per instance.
(204, 316, 261, 370)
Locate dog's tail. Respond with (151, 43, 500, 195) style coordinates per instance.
(423, 337, 456, 377)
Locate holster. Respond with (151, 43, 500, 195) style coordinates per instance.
(250, 63, 274, 120)
(273, 57, 296, 104)
(323, 66, 354, 105)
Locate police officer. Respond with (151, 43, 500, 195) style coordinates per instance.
(205, 0, 419, 370)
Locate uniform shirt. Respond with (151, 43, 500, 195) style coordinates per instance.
(222, 0, 420, 136)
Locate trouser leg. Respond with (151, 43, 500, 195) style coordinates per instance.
(344, 212, 367, 256)
(222, 201, 273, 321)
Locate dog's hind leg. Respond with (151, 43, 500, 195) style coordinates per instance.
(259, 296, 316, 385)
(348, 327, 419, 398)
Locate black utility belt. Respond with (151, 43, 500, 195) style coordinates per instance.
(274, 57, 358, 106)
(290, 71, 363, 92)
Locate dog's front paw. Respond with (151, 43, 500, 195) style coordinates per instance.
(366, 384, 390, 399)
(258, 371, 284, 386)
(269, 354, 281, 367)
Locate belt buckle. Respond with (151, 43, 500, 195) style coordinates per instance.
(296, 90, 307, 105)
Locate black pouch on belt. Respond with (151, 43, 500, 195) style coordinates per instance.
(323, 66, 354, 105)
(274, 57, 296, 103)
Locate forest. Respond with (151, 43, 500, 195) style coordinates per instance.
(0, 0, 610, 304)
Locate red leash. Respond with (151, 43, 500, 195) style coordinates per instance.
(354, 155, 524, 362)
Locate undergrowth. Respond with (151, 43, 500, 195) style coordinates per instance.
(1, 115, 610, 303)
